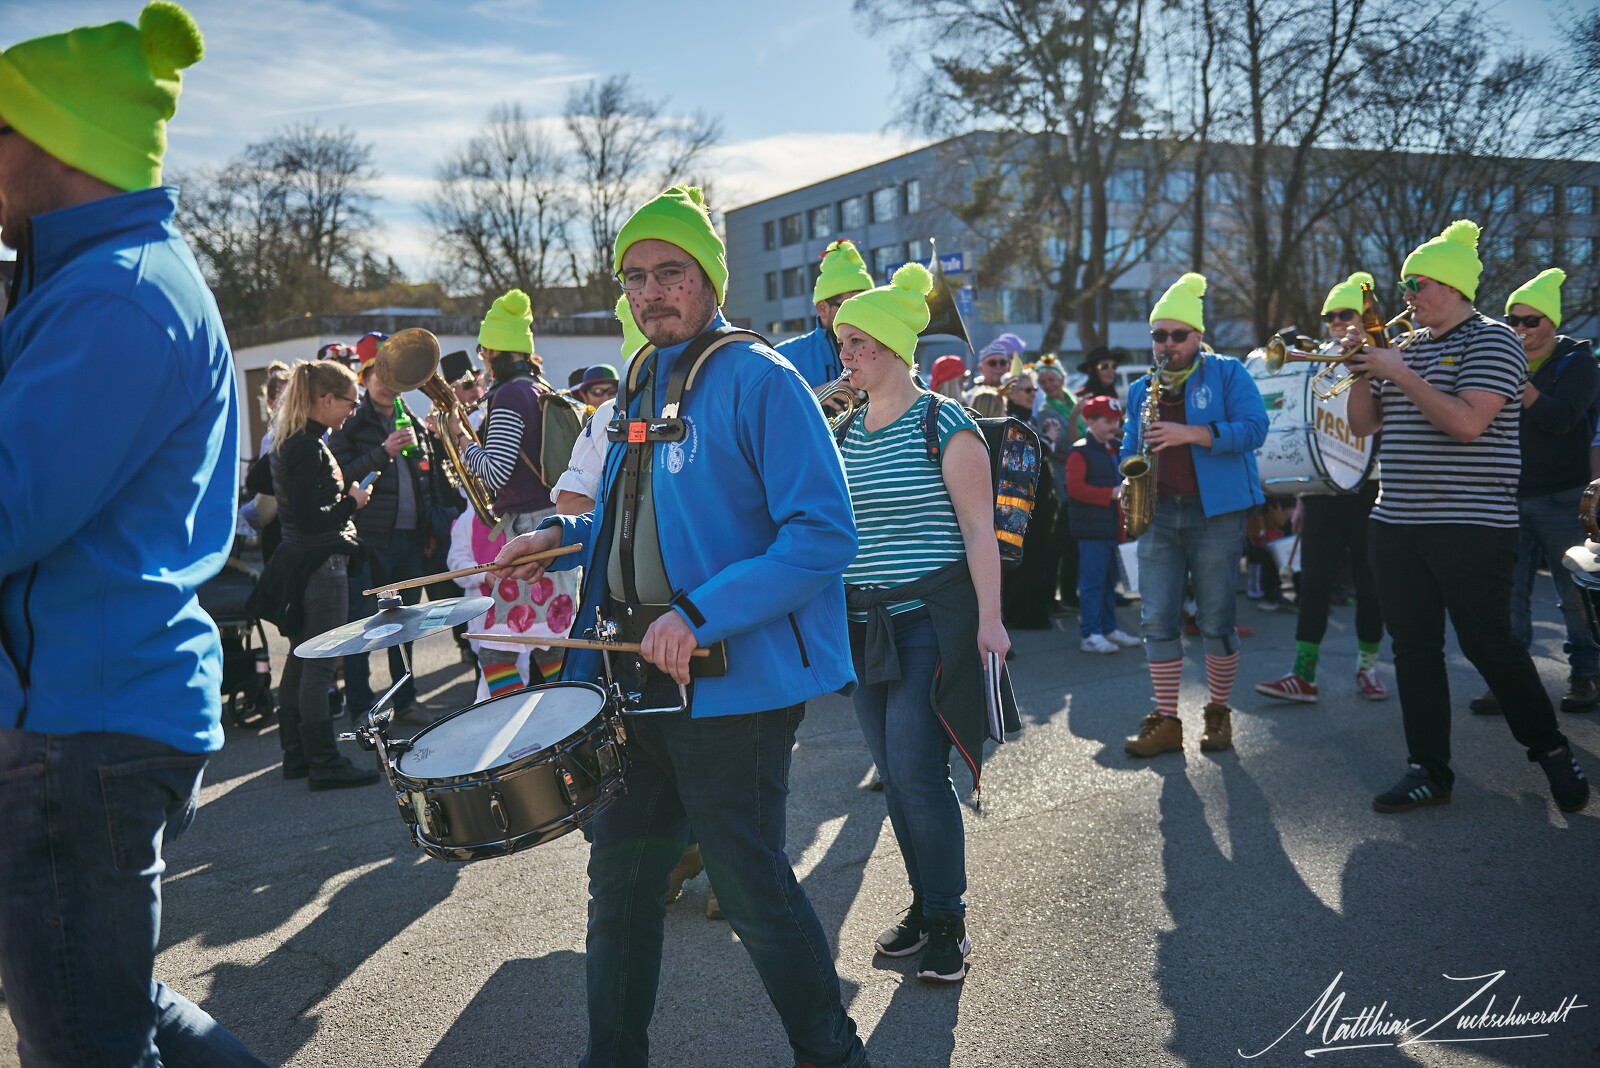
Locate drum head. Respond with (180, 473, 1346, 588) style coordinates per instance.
(397, 684, 605, 779)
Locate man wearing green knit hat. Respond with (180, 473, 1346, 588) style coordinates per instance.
(1256, 269, 1389, 708)
(775, 238, 875, 392)
(1475, 266, 1600, 716)
(1122, 271, 1268, 760)
(0, 5, 268, 1066)
(1344, 222, 1590, 815)
(490, 186, 868, 1066)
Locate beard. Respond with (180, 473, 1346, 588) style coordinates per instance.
(638, 287, 718, 348)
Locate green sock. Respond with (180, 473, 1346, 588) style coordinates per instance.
(1294, 641, 1321, 682)
(1358, 641, 1381, 672)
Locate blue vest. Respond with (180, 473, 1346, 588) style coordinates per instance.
(1067, 437, 1122, 540)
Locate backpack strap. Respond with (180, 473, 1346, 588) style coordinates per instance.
(921, 392, 946, 462)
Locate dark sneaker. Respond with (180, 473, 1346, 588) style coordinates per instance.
(281, 762, 309, 781)
(917, 915, 971, 983)
(1469, 690, 1501, 715)
(308, 759, 380, 791)
(1373, 764, 1451, 813)
(875, 898, 928, 958)
(1560, 675, 1600, 714)
(1534, 746, 1590, 813)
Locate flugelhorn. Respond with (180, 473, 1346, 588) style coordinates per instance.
(813, 371, 860, 433)
(1250, 283, 1416, 400)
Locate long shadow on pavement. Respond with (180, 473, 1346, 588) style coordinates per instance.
(422, 953, 587, 1068)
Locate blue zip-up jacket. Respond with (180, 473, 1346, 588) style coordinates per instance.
(773, 324, 842, 391)
(1120, 353, 1268, 517)
(0, 188, 238, 753)
(540, 312, 858, 716)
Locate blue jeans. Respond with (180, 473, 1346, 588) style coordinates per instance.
(850, 608, 967, 919)
(581, 706, 865, 1068)
(1078, 539, 1120, 639)
(1511, 486, 1599, 677)
(345, 529, 424, 713)
(0, 730, 267, 1068)
(1136, 495, 1248, 663)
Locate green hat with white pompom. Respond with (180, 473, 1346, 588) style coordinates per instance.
(0, 2, 205, 191)
(834, 262, 933, 364)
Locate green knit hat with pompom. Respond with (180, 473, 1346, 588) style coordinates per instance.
(616, 296, 648, 359)
(1505, 267, 1566, 329)
(813, 239, 875, 303)
(478, 288, 535, 354)
(1402, 220, 1484, 301)
(1149, 272, 1207, 332)
(1322, 271, 1375, 316)
(0, 2, 204, 191)
(834, 262, 933, 364)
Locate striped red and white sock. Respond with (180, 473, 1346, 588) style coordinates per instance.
(1205, 650, 1239, 707)
(1149, 658, 1183, 717)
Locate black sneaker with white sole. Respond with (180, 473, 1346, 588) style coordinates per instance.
(916, 915, 971, 983)
(1534, 745, 1590, 813)
(1372, 764, 1451, 813)
(874, 898, 927, 957)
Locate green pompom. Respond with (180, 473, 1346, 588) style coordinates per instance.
(1177, 271, 1208, 296)
(1442, 219, 1481, 248)
(501, 288, 532, 317)
(1350, 271, 1375, 288)
(1538, 267, 1568, 286)
(140, 1, 204, 73)
(891, 261, 933, 296)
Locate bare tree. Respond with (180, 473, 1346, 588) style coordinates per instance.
(247, 123, 378, 290)
(425, 103, 575, 313)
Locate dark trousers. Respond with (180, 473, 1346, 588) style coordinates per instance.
(1297, 487, 1383, 646)
(1370, 521, 1568, 789)
(345, 530, 424, 714)
(278, 555, 351, 772)
(581, 706, 866, 1068)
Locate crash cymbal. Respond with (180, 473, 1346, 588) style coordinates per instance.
(293, 596, 492, 659)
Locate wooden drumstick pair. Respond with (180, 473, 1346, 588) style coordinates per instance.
(362, 543, 582, 597)
(463, 634, 712, 658)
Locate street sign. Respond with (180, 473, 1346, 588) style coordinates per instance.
(881, 249, 973, 283)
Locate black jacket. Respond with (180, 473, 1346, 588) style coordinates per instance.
(328, 394, 457, 549)
(1519, 335, 1599, 498)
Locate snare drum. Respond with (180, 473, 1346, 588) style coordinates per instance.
(388, 682, 627, 862)
(1247, 354, 1375, 495)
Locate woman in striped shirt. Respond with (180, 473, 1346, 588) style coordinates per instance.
(834, 263, 1009, 985)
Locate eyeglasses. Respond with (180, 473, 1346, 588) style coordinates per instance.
(1398, 276, 1430, 295)
(1150, 328, 1192, 344)
(0, 125, 14, 137)
(617, 260, 697, 291)
(1323, 308, 1357, 323)
(1012, 386, 1037, 395)
(1505, 314, 1545, 329)
(981, 357, 1008, 367)
(585, 384, 619, 399)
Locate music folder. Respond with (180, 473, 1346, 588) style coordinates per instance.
(984, 650, 1005, 744)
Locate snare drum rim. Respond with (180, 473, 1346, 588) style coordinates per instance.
(390, 681, 612, 789)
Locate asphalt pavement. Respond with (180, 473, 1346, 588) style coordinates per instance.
(3, 584, 1597, 1067)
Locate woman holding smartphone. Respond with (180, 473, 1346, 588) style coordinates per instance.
(250, 359, 378, 790)
(833, 263, 1013, 984)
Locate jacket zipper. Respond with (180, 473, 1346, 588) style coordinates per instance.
(787, 612, 810, 668)
(11, 565, 39, 729)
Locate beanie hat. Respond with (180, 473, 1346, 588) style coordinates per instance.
(354, 332, 387, 372)
(930, 354, 966, 389)
(478, 288, 534, 354)
(1321, 271, 1375, 316)
(813, 239, 875, 303)
(1505, 267, 1566, 329)
(0, 2, 204, 191)
(834, 262, 933, 364)
(613, 185, 727, 303)
(1149, 272, 1207, 331)
(1402, 220, 1483, 302)
(979, 333, 1026, 360)
(615, 296, 648, 359)
(1080, 395, 1124, 422)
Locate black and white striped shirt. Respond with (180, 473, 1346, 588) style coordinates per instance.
(1370, 312, 1525, 528)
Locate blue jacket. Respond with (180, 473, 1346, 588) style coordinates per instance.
(0, 188, 238, 753)
(1120, 353, 1268, 517)
(541, 312, 858, 716)
(773, 324, 842, 391)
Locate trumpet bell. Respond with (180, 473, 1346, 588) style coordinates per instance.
(1264, 335, 1288, 374)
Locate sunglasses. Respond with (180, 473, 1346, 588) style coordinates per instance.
(1012, 385, 1037, 395)
(1150, 329, 1191, 344)
(982, 357, 1008, 367)
(1398, 276, 1430, 295)
(1323, 308, 1357, 323)
(1505, 314, 1545, 329)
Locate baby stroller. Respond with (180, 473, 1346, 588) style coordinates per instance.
(197, 545, 275, 729)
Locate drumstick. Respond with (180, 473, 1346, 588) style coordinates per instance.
(463, 634, 711, 658)
(363, 544, 583, 596)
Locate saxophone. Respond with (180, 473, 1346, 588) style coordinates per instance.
(1119, 354, 1168, 540)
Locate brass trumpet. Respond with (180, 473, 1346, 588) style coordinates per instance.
(1252, 283, 1416, 400)
(814, 371, 860, 433)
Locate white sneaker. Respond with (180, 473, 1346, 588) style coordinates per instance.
(1107, 629, 1142, 647)
(1080, 634, 1119, 655)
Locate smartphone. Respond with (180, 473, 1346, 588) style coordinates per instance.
(357, 471, 381, 492)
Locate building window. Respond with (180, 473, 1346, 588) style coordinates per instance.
(1568, 185, 1594, 214)
(807, 262, 822, 293)
(1204, 170, 1233, 205)
(764, 272, 778, 302)
(1110, 288, 1148, 322)
(779, 213, 803, 246)
(1525, 236, 1555, 263)
(809, 205, 832, 240)
(1161, 168, 1193, 203)
(781, 265, 805, 298)
(1107, 227, 1147, 262)
(1108, 168, 1144, 202)
(905, 178, 922, 214)
(871, 243, 901, 280)
(768, 321, 783, 335)
(1151, 226, 1191, 264)
(782, 317, 809, 333)
(906, 238, 928, 266)
(871, 186, 899, 224)
(996, 288, 1042, 323)
(1565, 235, 1596, 263)
(1481, 233, 1513, 265)
(838, 196, 865, 230)
(762, 220, 776, 251)
(1451, 188, 1476, 215)
(1524, 185, 1555, 214)
(1485, 186, 1513, 215)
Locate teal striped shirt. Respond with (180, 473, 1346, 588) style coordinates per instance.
(841, 393, 979, 618)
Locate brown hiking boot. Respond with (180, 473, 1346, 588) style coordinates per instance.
(664, 844, 703, 904)
(1200, 702, 1233, 752)
(1125, 712, 1183, 757)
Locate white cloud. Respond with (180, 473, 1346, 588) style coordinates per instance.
(707, 130, 933, 212)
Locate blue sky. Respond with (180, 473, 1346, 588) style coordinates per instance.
(0, 0, 1586, 278)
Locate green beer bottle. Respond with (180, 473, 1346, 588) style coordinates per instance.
(393, 398, 416, 458)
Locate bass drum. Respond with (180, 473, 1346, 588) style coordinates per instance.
(1246, 354, 1376, 495)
